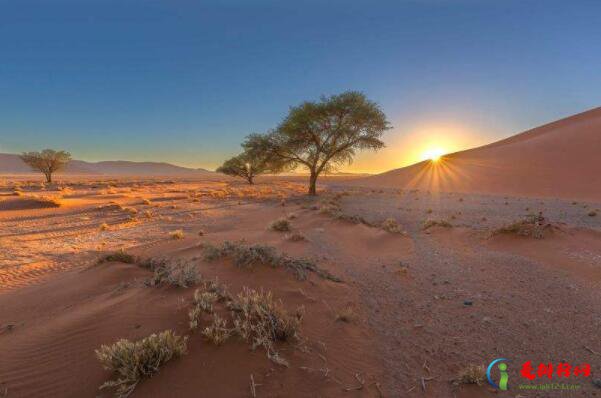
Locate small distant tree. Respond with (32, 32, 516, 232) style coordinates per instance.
(19, 149, 71, 183)
(216, 139, 289, 184)
(216, 153, 261, 184)
(244, 91, 390, 195)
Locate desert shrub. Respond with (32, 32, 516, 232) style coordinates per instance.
(381, 218, 404, 233)
(423, 219, 452, 230)
(201, 242, 224, 261)
(188, 306, 202, 330)
(100, 223, 110, 231)
(145, 259, 200, 288)
(337, 213, 368, 225)
(194, 290, 218, 313)
(202, 315, 231, 345)
(28, 195, 62, 207)
(494, 214, 547, 238)
(335, 306, 357, 323)
(141, 198, 151, 205)
(269, 218, 291, 232)
(231, 287, 303, 366)
(95, 330, 187, 397)
(98, 250, 136, 264)
(98, 202, 124, 211)
(202, 241, 342, 282)
(203, 241, 279, 268)
(286, 231, 306, 241)
(203, 278, 232, 303)
(169, 229, 185, 240)
(588, 210, 597, 217)
(122, 207, 138, 215)
(453, 364, 486, 385)
(318, 202, 342, 216)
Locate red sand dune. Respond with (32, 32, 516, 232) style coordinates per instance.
(354, 107, 601, 200)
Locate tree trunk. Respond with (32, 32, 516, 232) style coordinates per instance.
(247, 176, 254, 185)
(45, 172, 52, 183)
(308, 170, 317, 195)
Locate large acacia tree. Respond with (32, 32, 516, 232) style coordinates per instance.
(19, 149, 72, 183)
(245, 91, 390, 195)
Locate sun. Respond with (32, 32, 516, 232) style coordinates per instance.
(422, 147, 446, 162)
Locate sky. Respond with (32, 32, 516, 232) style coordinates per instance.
(1, 0, 600, 173)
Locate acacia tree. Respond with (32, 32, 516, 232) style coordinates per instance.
(217, 139, 289, 184)
(245, 91, 390, 195)
(19, 149, 72, 183)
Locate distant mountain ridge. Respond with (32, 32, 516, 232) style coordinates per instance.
(0, 153, 213, 176)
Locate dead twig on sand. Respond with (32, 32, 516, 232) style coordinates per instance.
(584, 345, 600, 356)
(250, 374, 261, 397)
(368, 382, 384, 397)
(421, 376, 435, 392)
(343, 373, 365, 392)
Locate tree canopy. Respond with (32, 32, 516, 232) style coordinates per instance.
(244, 91, 390, 194)
(19, 149, 72, 183)
(217, 137, 290, 184)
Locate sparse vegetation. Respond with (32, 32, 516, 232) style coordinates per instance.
(143, 258, 201, 288)
(494, 213, 547, 238)
(95, 330, 187, 398)
(588, 210, 597, 217)
(269, 217, 291, 232)
(453, 364, 486, 386)
(381, 218, 404, 234)
(100, 223, 109, 231)
(335, 306, 357, 323)
(423, 219, 452, 230)
(169, 229, 185, 240)
(231, 287, 303, 366)
(98, 250, 136, 264)
(201, 241, 342, 282)
(202, 315, 231, 345)
(286, 231, 306, 241)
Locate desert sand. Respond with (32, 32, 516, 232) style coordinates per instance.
(1, 110, 601, 397)
(354, 107, 601, 201)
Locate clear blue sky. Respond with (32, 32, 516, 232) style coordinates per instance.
(1, 0, 600, 172)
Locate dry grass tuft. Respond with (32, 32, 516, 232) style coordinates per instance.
(494, 213, 547, 239)
(122, 207, 138, 215)
(169, 229, 185, 240)
(202, 241, 342, 282)
(231, 287, 303, 366)
(381, 218, 404, 234)
(269, 218, 291, 232)
(142, 258, 201, 288)
(335, 306, 357, 323)
(202, 315, 231, 345)
(423, 219, 452, 230)
(286, 231, 306, 241)
(100, 223, 110, 231)
(95, 330, 187, 398)
(453, 364, 486, 386)
(98, 250, 136, 264)
(98, 202, 124, 211)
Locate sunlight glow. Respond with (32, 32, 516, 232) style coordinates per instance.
(422, 147, 446, 162)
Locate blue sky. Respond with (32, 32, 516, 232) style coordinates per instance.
(1, 0, 600, 172)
